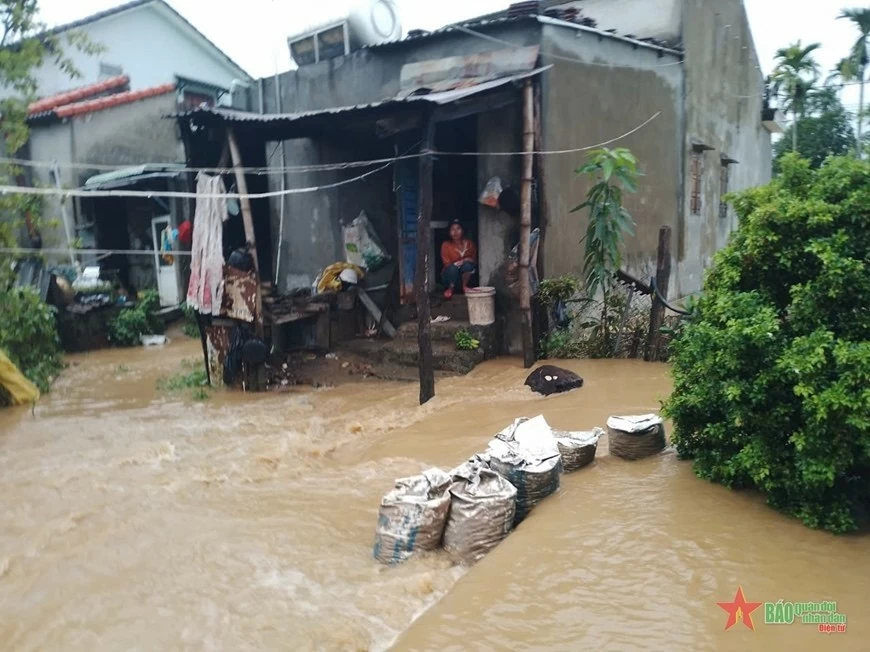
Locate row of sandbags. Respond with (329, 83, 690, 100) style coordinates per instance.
(373, 415, 608, 566)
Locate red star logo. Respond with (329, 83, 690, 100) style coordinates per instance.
(717, 586, 763, 631)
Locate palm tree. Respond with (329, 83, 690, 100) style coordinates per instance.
(772, 41, 822, 152)
(827, 57, 859, 92)
(838, 9, 870, 156)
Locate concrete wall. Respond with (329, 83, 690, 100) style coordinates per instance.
(9, 3, 247, 100)
(539, 22, 684, 295)
(677, 0, 772, 297)
(551, 0, 682, 43)
(28, 92, 182, 253)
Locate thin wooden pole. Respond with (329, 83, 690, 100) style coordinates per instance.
(416, 115, 436, 405)
(645, 225, 672, 361)
(226, 127, 265, 338)
(532, 81, 548, 345)
(519, 81, 536, 369)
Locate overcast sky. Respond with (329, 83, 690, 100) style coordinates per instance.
(37, 0, 864, 111)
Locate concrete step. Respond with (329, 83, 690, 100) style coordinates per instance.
(429, 295, 469, 322)
(340, 338, 486, 375)
(397, 318, 475, 342)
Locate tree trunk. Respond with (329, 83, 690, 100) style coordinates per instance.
(792, 111, 798, 153)
(645, 226, 672, 362)
(416, 114, 436, 405)
(519, 81, 536, 369)
(858, 67, 866, 158)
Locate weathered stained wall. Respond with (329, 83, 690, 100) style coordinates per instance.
(677, 0, 772, 297)
(28, 92, 183, 251)
(539, 23, 684, 295)
(477, 103, 524, 354)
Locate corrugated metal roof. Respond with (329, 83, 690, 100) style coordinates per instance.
(85, 164, 186, 189)
(365, 13, 682, 58)
(174, 67, 550, 129)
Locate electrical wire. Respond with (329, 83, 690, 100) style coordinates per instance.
(0, 112, 662, 200)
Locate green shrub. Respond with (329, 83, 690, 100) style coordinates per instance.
(0, 287, 63, 395)
(538, 276, 581, 307)
(181, 304, 199, 338)
(663, 155, 870, 534)
(108, 290, 163, 347)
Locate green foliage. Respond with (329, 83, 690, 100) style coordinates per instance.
(663, 155, 870, 534)
(181, 304, 199, 338)
(0, 286, 62, 393)
(571, 148, 639, 298)
(157, 367, 208, 392)
(107, 290, 163, 347)
(157, 360, 210, 401)
(774, 93, 855, 171)
(539, 328, 583, 359)
(454, 329, 480, 351)
(537, 275, 581, 307)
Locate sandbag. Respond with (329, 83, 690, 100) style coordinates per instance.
(486, 416, 562, 526)
(555, 428, 604, 472)
(607, 414, 667, 461)
(343, 211, 390, 271)
(373, 468, 451, 565)
(443, 458, 517, 565)
(525, 365, 584, 396)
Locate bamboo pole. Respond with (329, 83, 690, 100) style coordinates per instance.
(226, 127, 264, 338)
(519, 81, 536, 369)
(645, 225, 672, 361)
(416, 115, 436, 405)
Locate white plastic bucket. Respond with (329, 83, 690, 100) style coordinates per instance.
(466, 287, 496, 326)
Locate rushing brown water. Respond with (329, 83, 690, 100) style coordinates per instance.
(1, 340, 867, 651)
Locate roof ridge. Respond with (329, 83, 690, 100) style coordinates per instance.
(28, 75, 130, 114)
(45, 0, 250, 81)
(53, 82, 176, 119)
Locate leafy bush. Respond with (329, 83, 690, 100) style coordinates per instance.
(663, 155, 870, 534)
(454, 329, 480, 351)
(157, 360, 210, 401)
(0, 287, 63, 395)
(181, 304, 199, 338)
(108, 290, 163, 347)
(538, 276, 581, 307)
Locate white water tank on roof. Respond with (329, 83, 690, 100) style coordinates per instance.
(288, 0, 402, 66)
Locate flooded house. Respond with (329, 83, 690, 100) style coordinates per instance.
(173, 0, 781, 387)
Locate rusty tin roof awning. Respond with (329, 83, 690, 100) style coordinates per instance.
(174, 49, 550, 140)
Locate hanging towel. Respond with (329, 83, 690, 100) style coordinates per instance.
(187, 173, 228, 316)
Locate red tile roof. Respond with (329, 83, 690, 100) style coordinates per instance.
(28, 75, 130, 115)
(53, 83, 176, 118)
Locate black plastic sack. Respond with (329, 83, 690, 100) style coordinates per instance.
(525, 365, 584, 396)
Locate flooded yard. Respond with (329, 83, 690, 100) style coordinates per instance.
(0, 340, 867, 651)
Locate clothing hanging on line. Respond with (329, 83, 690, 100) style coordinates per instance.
(187, 173, 228, 316)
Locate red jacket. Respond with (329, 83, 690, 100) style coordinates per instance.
(441, 239, 477, 268)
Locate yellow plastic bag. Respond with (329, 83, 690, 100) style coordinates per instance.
(0, 350, 40, 406)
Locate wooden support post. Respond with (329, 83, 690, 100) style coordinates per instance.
(226, 127, 264, 339)
(416, 114, 436, 405)
(645, 225, 672, 362)
(519, 81, 536, 369)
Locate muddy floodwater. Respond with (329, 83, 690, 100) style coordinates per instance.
(1, 339, 867, 651)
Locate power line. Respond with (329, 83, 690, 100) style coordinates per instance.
(0, 112, 661, 199)
(0, 247, 192, 257)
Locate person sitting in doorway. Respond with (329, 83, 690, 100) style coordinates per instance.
(440, 219, 477, 299)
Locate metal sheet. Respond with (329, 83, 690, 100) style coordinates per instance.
(399, 46, 540, 92)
